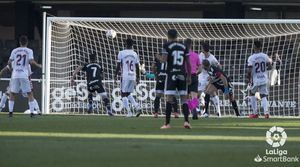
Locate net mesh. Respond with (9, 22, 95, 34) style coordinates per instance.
(47, 18, 300, 117)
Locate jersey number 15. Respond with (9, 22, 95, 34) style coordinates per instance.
(172, 51, 184, 66)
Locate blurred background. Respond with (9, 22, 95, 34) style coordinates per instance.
(0, 0, 300, 77)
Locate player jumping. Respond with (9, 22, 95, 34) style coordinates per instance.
(71, 53, 113, 116)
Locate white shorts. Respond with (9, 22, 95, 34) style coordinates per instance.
(198, 73, 209, 92)
(9, 78, 32, 94)
(250, 84, 269, 96)
(121, 80, 136, 93)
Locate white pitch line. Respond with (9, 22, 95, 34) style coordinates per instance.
(0, 131, 299, 142)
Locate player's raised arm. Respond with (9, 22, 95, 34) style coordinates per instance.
(71, 66, 83, 85)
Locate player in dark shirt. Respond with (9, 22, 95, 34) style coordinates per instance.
(156, 29, 192, 129)
(71, 53, 113, 116)
(202, 59, 240, 116)
(152, 59, 179, 118)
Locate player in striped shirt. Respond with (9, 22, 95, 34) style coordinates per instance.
(202, 59, 240, 117)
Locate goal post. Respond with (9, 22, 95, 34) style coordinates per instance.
(44, 17, 300, 117)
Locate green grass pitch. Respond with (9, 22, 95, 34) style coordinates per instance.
(0, 114, 299, 167)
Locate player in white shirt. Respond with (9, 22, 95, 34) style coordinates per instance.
(198, 42, 221, 117)
(115, 38, 142, 117)
(247, 41, 272, 119)
(0, 64, 40, 114)
(6, 35, 42, 117)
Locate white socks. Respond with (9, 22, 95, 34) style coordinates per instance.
(211, 96, 221, 116)
(122, 97, 131, 114)
(0, 94, 8, 108)
(9, 100, 14, 113)
(250, 96, 258, 114)
(29, 101, 35, 114)
(128, 95, 139, 108)
(261, 97, 269, 114)
(33, 99, 40, 111)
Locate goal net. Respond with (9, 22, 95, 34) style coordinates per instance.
(44, 17, 300, 117)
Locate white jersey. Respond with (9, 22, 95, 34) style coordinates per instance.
(247, 52, 271, 86)
(117, 49, 140, 80)
(9, 47, 33, 79)
(199, 52, 220, 75)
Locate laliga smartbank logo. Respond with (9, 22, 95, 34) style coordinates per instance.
(254, 126, 299, 163)
(266, 126, 287, 148)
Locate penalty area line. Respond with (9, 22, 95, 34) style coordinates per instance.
(1, 131, 300, 142)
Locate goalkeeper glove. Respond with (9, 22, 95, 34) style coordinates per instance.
(146, 72, 155, 79)
(224, 87, 230, 94)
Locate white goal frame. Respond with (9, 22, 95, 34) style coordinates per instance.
(43, 16, 300, 116)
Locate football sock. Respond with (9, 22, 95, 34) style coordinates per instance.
(88, 93, 93, 109)
(182, 102, 189, 122)
(172, 96, 178, 113)
(0, 93, 8, 108)
(231, 100, 240, 116)
(165, 102, 172, 125)
(250, 96, 258, 114)
(211, 96, 221, 116)
(122, 97, 131, 113)
(33, 99, 40, 111)
(9, 100, 14, 113)
(154, 96, 161, 113)
(103, 98, 112, 112)
(29, 101, 35, 114)
(128, 94, 138, 108)
(261, 97, 269, 114)
(204, 94, 210, 114)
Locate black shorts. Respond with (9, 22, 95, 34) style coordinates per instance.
(155, 75, 166, 94)
(188, 74, 198, 93)
(165, 72, 187, 95)
(212, 82, 233, 95)
(87, 80, 105, 93)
